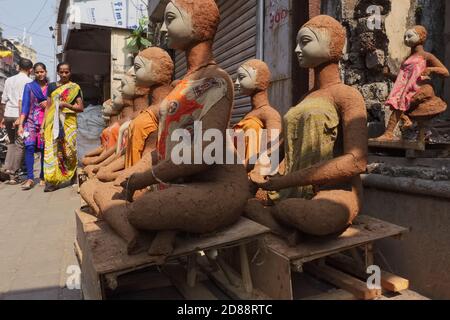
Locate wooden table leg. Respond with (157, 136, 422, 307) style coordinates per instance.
(187, 253, 198, 288)
(239, 244, 253, 294)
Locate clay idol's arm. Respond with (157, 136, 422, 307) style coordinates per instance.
(425, 53, 450, 78)
(129, 96, 232, 189)
(262, 87, 367, 190)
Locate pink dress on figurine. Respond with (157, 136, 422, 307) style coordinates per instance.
(385, 54, 427, 112)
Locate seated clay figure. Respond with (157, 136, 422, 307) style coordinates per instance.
(82, 88, 123, 167)
(233, 59, 282, 202)
(93, 0, 251, 257)
(81, 49, 174, 214)
(96, 48, 174, 183)
(84, 68, 150, 178)
(246, 15, 368, 240)
(373, 25, 449, 142)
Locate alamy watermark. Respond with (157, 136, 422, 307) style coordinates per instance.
(169, 121, 280, 176)
(367, 5, 382, 31)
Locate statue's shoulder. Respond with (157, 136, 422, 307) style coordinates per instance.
(331, 84, 365, 109)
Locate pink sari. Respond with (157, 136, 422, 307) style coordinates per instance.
(385, 54, 427, 112)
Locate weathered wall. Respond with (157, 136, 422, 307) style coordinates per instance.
(363, 187, 450, 299)
(322, 0, 447, 136)
(265, 0, 292, 116)
(443, 1, 450, 118)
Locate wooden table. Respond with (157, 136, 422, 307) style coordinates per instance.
(75, 209, 269, 300)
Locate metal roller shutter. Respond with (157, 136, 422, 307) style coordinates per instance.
(174, 0, 258, 125)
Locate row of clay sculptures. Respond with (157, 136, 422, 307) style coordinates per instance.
(80, 0, 448, 260)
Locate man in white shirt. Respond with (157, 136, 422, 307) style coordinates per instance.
(0, 58, 33, 183)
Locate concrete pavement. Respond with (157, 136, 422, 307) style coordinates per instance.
(0, 180, 82, 300)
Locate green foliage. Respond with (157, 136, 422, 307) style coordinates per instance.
(126, 17, 152, 53)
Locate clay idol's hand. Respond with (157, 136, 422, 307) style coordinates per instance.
(421, 68, 432, 77)
(257, 176, 286, 191)
(120, 175, 137, 202)
(249, 170, 267, 185)
(114, 172, 128, 187)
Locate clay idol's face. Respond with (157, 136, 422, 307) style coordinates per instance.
(295, 27, 331, 68)
(162, 2, 194, 50)
(102, 100, 114, 116)
(404, 29, 421, 48)
(112, 87, 124, 110)
(134, 55, 154, 87)
(121, 68, 137, 97)
(235, 65, 258, 96)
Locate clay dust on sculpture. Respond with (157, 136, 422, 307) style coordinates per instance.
(372, 25, 449, 142)
(92, 0, 251, 258)
(80, 47, 174, 216)
(233, 59, 282, 203)
(245, 15, 368, 243)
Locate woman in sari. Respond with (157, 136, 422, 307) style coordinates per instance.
(18, 63, 49, 190)
(43, 62, 84, 192)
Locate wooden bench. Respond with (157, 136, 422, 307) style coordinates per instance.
(74, 209, 270, 300)
(219, 215, 412, 300)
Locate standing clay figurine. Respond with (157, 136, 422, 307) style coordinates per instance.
(93, 0, 250, 257)
(373, 25, 449, 142)
(247, 15, 368, 239)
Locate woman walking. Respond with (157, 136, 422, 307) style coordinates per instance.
(43, 62, 84, 192)
(18, 63, 49, 190)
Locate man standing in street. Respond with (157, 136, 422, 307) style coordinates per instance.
(0, 58, 33, 184)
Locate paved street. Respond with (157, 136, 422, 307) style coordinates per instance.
(0, 179, 82, 300)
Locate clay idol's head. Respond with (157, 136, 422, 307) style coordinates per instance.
(162, 0, 220, 50)
(120, 67, 137, 98)
(135, 47, 174, 87)
(295, 15, 346, 68)
(111, 86, 124, 113)
(235, 59, 271, 96)
(404, 25, 427, 48)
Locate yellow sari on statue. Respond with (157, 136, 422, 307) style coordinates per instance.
(44, 82, 82, 187)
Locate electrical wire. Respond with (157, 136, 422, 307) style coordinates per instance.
(28, 0, 49, 31)
(0, 22, 52, 39)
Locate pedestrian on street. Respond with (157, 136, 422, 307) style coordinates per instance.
(43, 62, 84, 193)
(18, 63, 49, 190)
(0, 58, 33, 184)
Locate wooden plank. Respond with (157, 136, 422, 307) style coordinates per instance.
(83, 217, 269, 274)
(74, 240, 83, 265)
(80, 238, 104, 300)
(266, 215, 408, 264)
(303, 289, 357, 300)
(246, 242, 293, 300)
(376, 290, 429, 300)
(199, 257, 270, 300)
(163, 265, 218, 300)
(107, 269, 173, 296)
(303, 263, 382, 300)
(368, 139, 425, 151)
(326, 254, 409, 293)
(239, 245, 253, 294)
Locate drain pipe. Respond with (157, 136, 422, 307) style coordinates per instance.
(362, 174, 450, 200)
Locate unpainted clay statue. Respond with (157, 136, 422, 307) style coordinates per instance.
(234, 59, 282, 202)
(96, 48, 174, 183)
(81, 88, 124, 167)
(93, 0, 251, 256)
(246, 15, 368, 240)
(81, 48, 174, 214)
(374, 25, 449, 142)
(84, 69, 150, 178)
